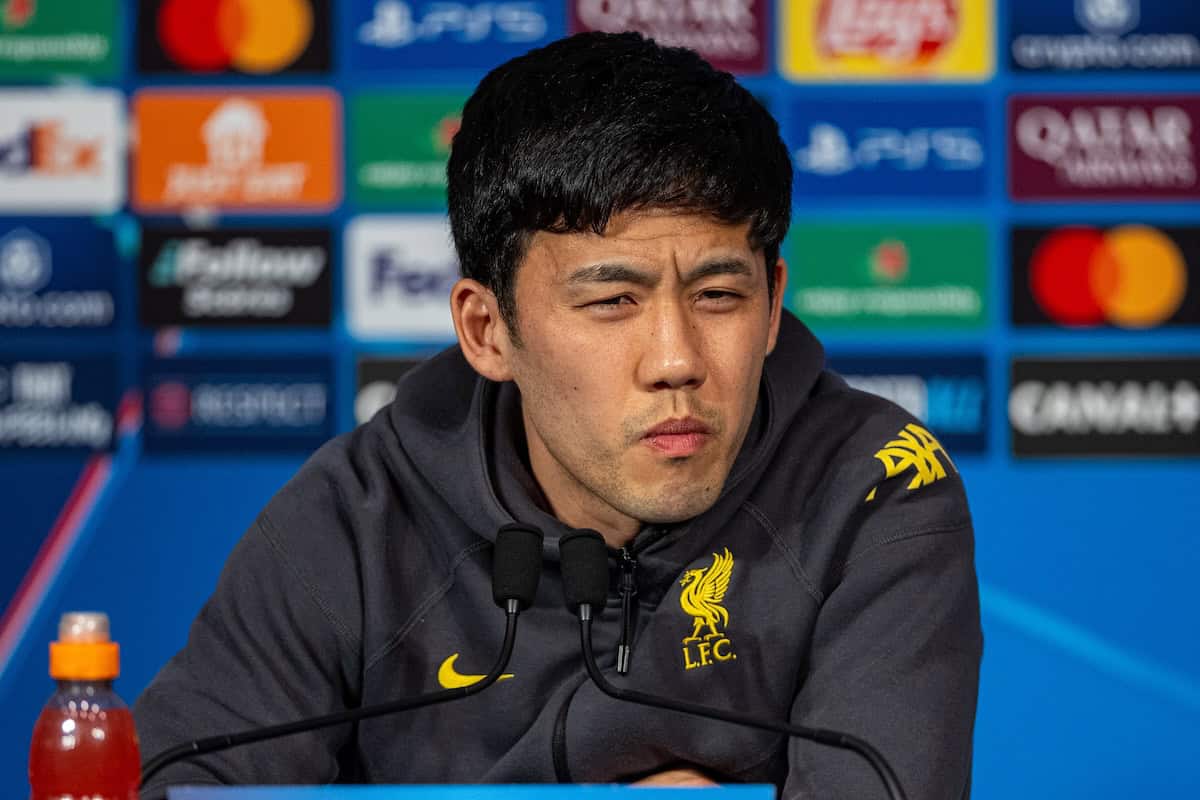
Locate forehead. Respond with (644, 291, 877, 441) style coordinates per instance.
(522, 210, 759, 278)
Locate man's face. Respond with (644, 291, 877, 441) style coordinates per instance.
(502, 209, 786, 536)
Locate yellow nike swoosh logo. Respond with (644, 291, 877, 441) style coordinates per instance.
(437, 653, 514, 689)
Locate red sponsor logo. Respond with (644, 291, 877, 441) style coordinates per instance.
(149, 381, 191, 430)
(570, 0, 767, 74)
(1009, 96, 1200, 200)
(816, 0, 958, 64)
(3, 0, 35, 29)
(154, 0, 315, 74)
(1028, 225, 1188, 329)
(870, 240, 910, 282)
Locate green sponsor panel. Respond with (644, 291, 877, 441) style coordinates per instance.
(351, 92, 467, 207)
(0, 0, 118, 78)
(785, 222, 988, 330)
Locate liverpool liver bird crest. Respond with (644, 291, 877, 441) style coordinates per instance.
(679, 548, 734, 643)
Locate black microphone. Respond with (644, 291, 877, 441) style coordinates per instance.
(557, 530, 908, 800)
(141, 523, 544, 789)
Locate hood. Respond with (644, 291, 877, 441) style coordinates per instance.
(386, 310, 826, 562)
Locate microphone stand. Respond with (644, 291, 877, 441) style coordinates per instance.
(575, 605, 908, 800)
(141, 599, 523, 788)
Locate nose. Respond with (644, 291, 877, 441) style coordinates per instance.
(636, 299, 707, 392)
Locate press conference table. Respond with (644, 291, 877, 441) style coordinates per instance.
(168, 786, 773, 800)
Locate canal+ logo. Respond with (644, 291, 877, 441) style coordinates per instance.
(148, 0, 324, 74)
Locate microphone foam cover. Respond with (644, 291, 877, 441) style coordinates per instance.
(559, 530, 609, 611)
(492, 523, 544, 610)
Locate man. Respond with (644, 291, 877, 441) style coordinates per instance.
(135, 32, 981, 798)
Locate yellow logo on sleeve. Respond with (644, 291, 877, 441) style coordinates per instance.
(865, 423, 955, 502)
(436, 653, 513, 689)
(679, 548, 737, 670)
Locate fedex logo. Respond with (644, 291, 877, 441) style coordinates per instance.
(0, 122, 100, 174)
(369, 250, 458, 298)
(0, 90, 124, 212)
(347, 215, 460, 340)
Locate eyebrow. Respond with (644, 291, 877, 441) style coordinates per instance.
(564, 258, 755, 288)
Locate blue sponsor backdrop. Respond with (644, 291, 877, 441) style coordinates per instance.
(827, 354, 989, 454)
(1, 2, 1199, 800)
(788, 99, 989, 201)
(1009, 0, 1200, 71)
(349, 0, 566, 71)
(0, 220, 120, 333)
(0, 354, 120, 454)
(142, 357, 335, 453)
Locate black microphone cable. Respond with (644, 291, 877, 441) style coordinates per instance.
(141, 523, 544, 789)
(558, 529, 908, 800)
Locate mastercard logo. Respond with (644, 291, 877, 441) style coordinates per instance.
(1029, 225, 1188, 329)
(157, 0, 313, 73)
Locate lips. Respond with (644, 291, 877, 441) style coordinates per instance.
(642, 417, 712, 457)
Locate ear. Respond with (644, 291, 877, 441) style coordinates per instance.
(765, 258, 788, 355)
(451, 278, 515, 382)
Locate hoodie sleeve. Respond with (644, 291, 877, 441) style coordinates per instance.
(782, 414, 983, 800)
(134, 498, 364, 799)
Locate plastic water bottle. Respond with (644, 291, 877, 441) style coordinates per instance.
(28, 612, 140, 800)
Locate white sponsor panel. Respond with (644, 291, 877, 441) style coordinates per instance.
(346, 215, 459, 340)
(0, 90, 125, 212)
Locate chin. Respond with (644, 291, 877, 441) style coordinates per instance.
(623, 487, 722, 526)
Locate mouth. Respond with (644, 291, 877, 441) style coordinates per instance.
(641, 417, 713, 458)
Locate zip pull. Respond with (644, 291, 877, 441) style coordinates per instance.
(616, 546, 638, 674)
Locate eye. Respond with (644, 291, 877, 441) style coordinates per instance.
(696, 289, 742, 307)
(588, 294, 636, 309)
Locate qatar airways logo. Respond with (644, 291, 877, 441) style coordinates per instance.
(1009, 96, 1200, 199)
(571, 0, 765, 73)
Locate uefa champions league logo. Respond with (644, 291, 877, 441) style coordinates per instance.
(1075, 0, 1139, 36)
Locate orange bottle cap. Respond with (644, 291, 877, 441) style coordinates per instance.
(48, 612, 120, 680)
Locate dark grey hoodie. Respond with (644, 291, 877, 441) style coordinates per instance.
(135, 312, 982, 799)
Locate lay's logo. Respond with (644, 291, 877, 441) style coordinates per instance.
(781, 0, 994, 82)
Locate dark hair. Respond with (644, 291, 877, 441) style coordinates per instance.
(447, 31, 792, 332)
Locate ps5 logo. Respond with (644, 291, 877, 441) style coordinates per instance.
(1075, 0, 1139, 36)
(359, 0, 547, 47)
(794, 123, 983, 176)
